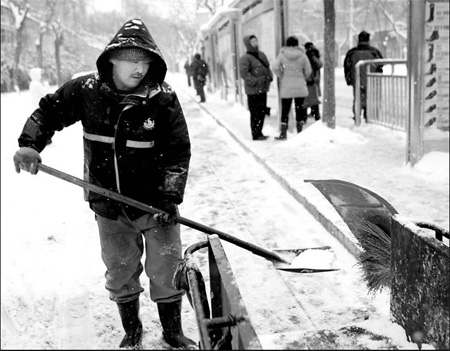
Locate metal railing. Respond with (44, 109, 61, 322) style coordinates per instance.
(355, 59, 407, 130)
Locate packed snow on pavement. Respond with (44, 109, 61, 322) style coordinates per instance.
(1, 75, 446, 349)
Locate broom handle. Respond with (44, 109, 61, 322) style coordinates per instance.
(37, 163, 290, 264)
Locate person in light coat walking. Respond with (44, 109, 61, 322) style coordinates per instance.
(271, 36, 312, 140)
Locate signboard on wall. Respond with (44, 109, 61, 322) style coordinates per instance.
(423, 0, 449, 151)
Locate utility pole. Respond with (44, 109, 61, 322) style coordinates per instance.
(323, 0, 336, 128)
(349, 0, 354, 48)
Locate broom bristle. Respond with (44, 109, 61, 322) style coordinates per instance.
(172, 255, 202, 291)
(348, 216, 392, 295)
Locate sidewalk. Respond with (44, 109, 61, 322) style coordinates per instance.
(170, 71, 449, 258)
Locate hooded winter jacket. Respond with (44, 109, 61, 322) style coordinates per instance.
(239, 36, 273, 95)
(271, 46, 312, 99)
(18, 18, 191, 220)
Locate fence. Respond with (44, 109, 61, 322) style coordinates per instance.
(355, 59, 407, 130)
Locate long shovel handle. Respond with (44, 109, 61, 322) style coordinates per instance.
(37, 164, 290, 264)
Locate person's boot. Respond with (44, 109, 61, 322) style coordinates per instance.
(117, 298, 143, 349)
(296, 121, 305, 133)
(157, 300, 196, 349)
(275, 123, 288, 140)
(311, 106, 321, 121)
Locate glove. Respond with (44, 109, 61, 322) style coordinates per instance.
(153, 200, 178, 225)
(13, 147, 42, 175)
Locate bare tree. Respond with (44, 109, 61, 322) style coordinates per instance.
(8, 0, 30, 89)
(35, 21, 48, 69)
(52, 20, 64, 86)
(196, 0, 223, 15)
(41, 0, 65, 86)
(323, 0, 336, 128)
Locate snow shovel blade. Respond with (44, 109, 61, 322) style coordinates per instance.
(270, 246, 340, 273)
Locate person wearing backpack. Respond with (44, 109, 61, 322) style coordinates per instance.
(303, 42, 323, 121)
(191, 53, 209, 103)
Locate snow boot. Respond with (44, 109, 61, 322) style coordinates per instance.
(157, 300, 196, 349)
(311, 106, 321, 121)
(117, 298, 143, 349)
(275, 123, 288, 140)
(296, 121, 305, 133)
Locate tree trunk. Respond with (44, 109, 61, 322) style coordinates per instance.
(36, 34, 43, 69)
(323, 0, 336, 129)
(55, 38, 62, 86)
(11, 2, 29, 91)
(13, 24, 26, 90)
(54, 30, 63, 86)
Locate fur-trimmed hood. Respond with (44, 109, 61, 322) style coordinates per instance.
(280, 46, 305, 60)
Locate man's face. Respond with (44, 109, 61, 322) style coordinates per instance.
(110, 59, 150, 91)
(250, 37, 258, 48)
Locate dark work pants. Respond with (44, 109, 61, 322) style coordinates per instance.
(194, 80, 206, 102)
(96, 213, 184, 304)
(247, 93, 267, 139)
(309, 105, 321, 120)
(281, 97, 306, 126)
(352, 85, 367, 120)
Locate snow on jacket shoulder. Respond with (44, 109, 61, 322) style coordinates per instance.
(271, 46, 312, 99)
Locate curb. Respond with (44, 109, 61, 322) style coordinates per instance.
(180, 86, 363, 259)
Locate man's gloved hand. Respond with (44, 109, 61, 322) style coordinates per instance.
(153, 200, 179, 225)
(13, 147, 42, 175)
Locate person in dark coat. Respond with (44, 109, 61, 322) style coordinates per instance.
(344, 31, 383, 121)
(303, 42, 323, 121)
(184, 58, 192, 87)
(239, 34, 273, 140)
(190, 53, 208, 102)
(12, 18, 195, 350)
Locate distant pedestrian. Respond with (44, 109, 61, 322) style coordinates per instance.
(303, 42, 322, 121)
(191, 53, 208, 103)
(271, 36, 312, 140)
(239, 35, 273, 140)
(184, 58, 192, 87)
(344, 31, 383, 122)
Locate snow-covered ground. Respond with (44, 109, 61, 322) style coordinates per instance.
(1, 69, 447, 349)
